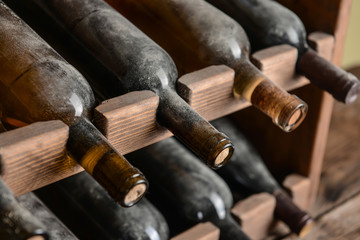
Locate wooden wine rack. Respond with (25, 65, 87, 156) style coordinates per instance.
(0, 0, 353, 239)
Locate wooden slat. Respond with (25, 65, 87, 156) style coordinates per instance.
(0, 121, 82, 196)
(251, 44, 308, 91)
(177, 65, 245, 120)
(231, 193, 276, 240)
(171, 222, 220, 240)
(94, 90, 171, 154)
(283, 174, 311, 210)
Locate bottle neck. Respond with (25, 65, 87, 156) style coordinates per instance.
(233, 61, 307, 132)
(273, 189, 313, 237)
(297, 48, 360, 104)
(156, 88, 233, 169)
(214, 214, 251, 240)
(67, 118, 148, 207)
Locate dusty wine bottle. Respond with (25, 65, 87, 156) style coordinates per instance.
(0, 177, 49, 240)
(34, 0, 234, 169)
(0, 1, 147, 207)
(126, 137, 251, 240)
(104, 0, 308, 132)
(17, 192, 78, 240)
(35, 172, 169, 240)
(206, 0, 360, 104)
(211, 117, 313, 237)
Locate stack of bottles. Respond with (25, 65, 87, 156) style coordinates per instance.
(0, 0, 358, 239)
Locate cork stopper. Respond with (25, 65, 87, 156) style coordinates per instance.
(251, 80, 308, 132)
(215, 147, 231, 166)
(208, 139, 234, 169)
(275, 95, 308, 132)
(124, 182, 148, 206)
(28, 236, 46, 240)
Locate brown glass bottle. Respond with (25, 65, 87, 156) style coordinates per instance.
(104, 0, 308, 132)
(35, 0, 234, 168)
(0, 1, 147, 207)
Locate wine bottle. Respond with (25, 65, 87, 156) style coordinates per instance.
(0, 177, 49, 240)
(206, 0, 360, 104)
(104, 0, 308, 132)
(127, 137, 251, 240)
(211, 117, 313, 236)
(0, 1, 147, 207)
(35, 172, 169, 240)
(34, 0, 234, 169)
(17, 192, 78, 240)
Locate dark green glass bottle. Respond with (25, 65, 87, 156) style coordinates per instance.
(0, 176, 49, 240)
(17, 192, 78, 240)
(212, 117, 313, 237)
(127, 137, 251, 240)
(0, 1, 147, 207)
(206, 0, 360, 104)
(35, 172, 169, 240)
(104, 0, 308, 132)
(35, 0, 234, 169)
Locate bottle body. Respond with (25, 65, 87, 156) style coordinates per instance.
(104, 0, 308, 132)
(17, 192, 78, 240)
(0, 0, 94, 127)
(36, 0, 234, 168)
(35, 172, 169, 240)
(127, 137, 250, 240)
(206, 0, 360, 104)
(0, 1, 148, 207)
(0, 177, 49, 240)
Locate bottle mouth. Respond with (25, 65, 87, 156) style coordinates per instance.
(28, 229, 49, 240)
(344, 77, 360, 104)
(298, 217, 315, 237)
(210, 140, 234, 169)
(122, 178, 149, 207)
(275, 95, 308, 132)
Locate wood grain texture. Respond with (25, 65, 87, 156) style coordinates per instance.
(171, 222, 220, 240)
(283, 174, 311, 210)
(251, 44, 309, 91)
(0, 121, 82, 196)
(177, 64, 246, 120)
(94, 90, 171, 155)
